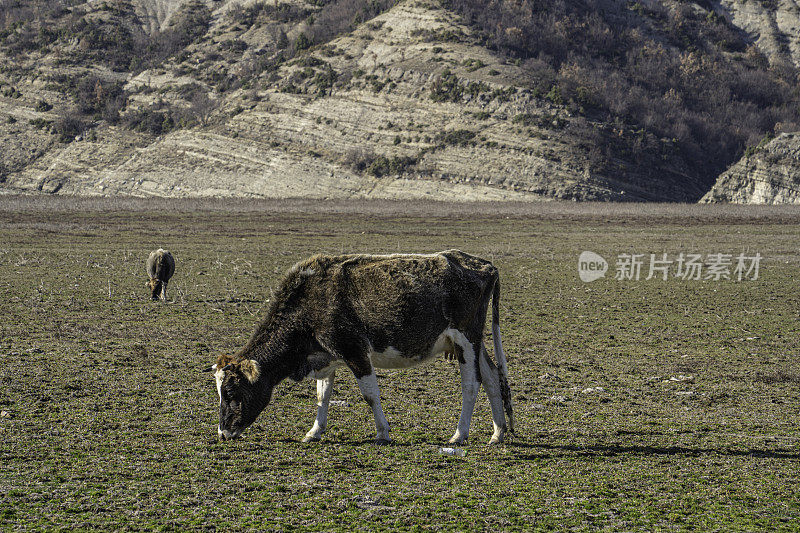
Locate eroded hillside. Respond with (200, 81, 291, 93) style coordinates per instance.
(0, 0, 798, 201)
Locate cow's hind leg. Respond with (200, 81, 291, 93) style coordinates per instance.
(449, 333, 479, 445)
(478, 343, 507, 444)
(356, 371, 391, 445)
(303, 371, 335, 442)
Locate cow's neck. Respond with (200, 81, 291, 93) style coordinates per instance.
(238, 315, 311, 385)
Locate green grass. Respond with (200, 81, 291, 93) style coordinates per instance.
(1, 198, 799, 530)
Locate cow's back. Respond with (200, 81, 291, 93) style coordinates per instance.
(295, 250, 493, 302)
(147, 249, 175, 281)
(286, 250, 496, 355)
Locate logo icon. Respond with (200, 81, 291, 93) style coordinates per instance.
(579, 251, 607, 282)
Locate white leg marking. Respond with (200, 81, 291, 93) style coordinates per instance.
(478, 343, 506, 444)
(492, 321, 515, 434)
(214, 365, 224, 440)
(303, 372, 335, 442)
(356, 372, 391, 443)
(161, 281, 168, 301)
(449, 332, 478, 445)
(214, 368, 224, 405)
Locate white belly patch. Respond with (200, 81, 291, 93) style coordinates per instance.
(369, 346, 417, 369)
(303, 330, 472, 377)
(308, 361, 344, 379)
(368, 329, 470, 369)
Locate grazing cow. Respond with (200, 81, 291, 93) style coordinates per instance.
(146, 249, 175, 301)
(209, 250, 514, 445)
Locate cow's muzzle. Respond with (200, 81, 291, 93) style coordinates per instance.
(218, 427, 241, 441)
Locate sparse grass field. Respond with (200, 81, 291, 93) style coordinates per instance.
(1, 197, 799, 531)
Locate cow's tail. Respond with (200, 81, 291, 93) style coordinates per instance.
(491, 275, 514, 436)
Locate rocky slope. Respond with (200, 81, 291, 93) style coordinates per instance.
(133, 0, 188, 34)
(0, 0, 797, 201)
(717, 0, 800, 68)
(701, 133, 800, 203)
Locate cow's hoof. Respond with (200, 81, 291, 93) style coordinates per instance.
(374, 438, 392, 446)
(448, 435, 467, 445)
(302, 434, 322, 443)
(488, 436, 503, 445)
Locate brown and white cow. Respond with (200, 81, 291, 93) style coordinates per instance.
(209, 250, 514, 445)
(146, 249, 175, 301)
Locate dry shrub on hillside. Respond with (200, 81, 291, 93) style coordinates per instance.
(448, 0, 800, 186)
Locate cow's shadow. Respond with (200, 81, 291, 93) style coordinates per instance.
(502, 441, 800, 460)
(263, 437, 800, 459)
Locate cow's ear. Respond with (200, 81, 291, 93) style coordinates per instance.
(240, 359, 260, 383)
(215, 353, 233, 368)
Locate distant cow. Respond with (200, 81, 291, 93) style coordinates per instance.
(146, 249, 175, 301)
(209, 250, 514, 445)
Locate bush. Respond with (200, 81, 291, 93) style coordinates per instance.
(430, 69, 463, 102)
(294, 33, 311, 51)
(52, 114, 86, 143)
(123, 105, 191, 135)
(341, 147, 376, 172)
(545, 86, 563, 105)
(367, 155, 417, 177)
(219, 39, 248, 52)
(436, 129, 476, 146)
(743, 134, 773, 159)
(29, 118, 51, 130)
(227, 2, 311, 26)
(512, 113, 535, 126)
(307, 0, 395, 45)
(313, 65, 338, 93)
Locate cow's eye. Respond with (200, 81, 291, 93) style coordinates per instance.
(222, 386, 239, 403)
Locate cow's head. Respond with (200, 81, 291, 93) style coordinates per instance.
(210, 354, 271, 441)
(147, 278, 162, 300)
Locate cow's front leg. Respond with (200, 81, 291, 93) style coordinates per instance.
(355, 371, 391, 445)
(322, 333, 390, 445)
(303, 372, 335, 442)
(160, 281, 168, 301)
(450, 336, 479, 445)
